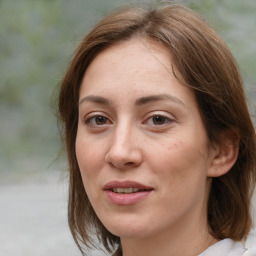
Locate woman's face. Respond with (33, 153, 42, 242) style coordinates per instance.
(76, 39, 217, 240)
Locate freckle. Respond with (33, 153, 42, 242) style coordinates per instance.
(166, 142, 179, 151)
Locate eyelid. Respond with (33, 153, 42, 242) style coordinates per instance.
(142, 111, 176, 127)
(83, 112, 112, 126)
(143, 111, 175, 121)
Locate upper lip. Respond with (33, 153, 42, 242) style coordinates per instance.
(103, 180, 153, 191)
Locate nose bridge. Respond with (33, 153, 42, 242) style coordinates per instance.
(106, 117, 142, 168)
(111, 117, 137, 155)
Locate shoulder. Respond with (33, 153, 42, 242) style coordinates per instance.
(199, 239, 245, 256)
(243, 248, 256, 256)
(244, 230, 256, 256)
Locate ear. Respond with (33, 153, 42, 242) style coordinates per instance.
(207, 129, 239, 178)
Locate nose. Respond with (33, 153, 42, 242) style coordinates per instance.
(105, 123, 143, 169)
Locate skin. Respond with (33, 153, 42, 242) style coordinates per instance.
(75, 39, 233, 256)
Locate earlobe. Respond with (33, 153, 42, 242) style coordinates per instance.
(207, 129, 239, 178)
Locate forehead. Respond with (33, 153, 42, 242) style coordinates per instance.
(85, 39, 171, 76)
(80, 39, 196, 107)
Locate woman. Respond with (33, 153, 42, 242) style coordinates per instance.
(58, 3, 256, 256)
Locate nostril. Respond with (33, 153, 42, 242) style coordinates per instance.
(105, 148, 143, 169)
(125, 162, 135, 166)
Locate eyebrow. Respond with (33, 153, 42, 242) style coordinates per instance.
(79, 95, 111, 105)
(79, 94, 185, 107)
(135, 94, 185, 106)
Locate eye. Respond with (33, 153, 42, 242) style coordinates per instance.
(143, 113, 174, 128)
(84, 115, 111, 127)
(151, 115, 169, 125)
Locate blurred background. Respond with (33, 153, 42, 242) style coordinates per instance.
(0, 0, 255, 255)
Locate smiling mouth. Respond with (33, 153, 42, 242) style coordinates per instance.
(104, 181, 153, 204)
(104, 180, 153, 195)
(112, 188, 148, 194)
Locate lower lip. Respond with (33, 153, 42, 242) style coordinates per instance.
(105, 190, 152, 205)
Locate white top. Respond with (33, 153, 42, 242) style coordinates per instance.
(113, 236, 256, 256)
(199, 238, 256, 256)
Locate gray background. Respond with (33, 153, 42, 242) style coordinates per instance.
(0, 0, 255, 255)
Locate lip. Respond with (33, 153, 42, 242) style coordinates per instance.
(103, 180, 153, 205)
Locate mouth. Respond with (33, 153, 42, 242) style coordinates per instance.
(111, 187, 150, 194)
(103, 180, 153, 205)
(104, 180, 153, 193)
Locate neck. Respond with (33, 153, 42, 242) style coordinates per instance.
(120, 214, 217, 256)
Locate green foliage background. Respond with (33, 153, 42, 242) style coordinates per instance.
(1, 0, 255, 182)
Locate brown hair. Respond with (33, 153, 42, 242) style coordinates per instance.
(58, 3, 256, 254)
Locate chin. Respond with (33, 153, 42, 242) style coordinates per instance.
(109, 228, 147, 239)
(102, 216, 155, 239)
(102, 217, 149, 238)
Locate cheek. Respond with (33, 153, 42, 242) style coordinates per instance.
(75, 139, 102, 203)
(75, 136, 103, 184)
(76, 129, 104, 166)
(152, 136, 209, 186)
(155, 139, 210, 211)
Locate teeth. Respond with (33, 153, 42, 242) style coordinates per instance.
(112, 188, 140, 193)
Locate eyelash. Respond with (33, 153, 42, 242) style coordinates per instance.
(143, 114, 174, 128)
(83, 113, 174, 129)
(84, 114, 111, 127)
